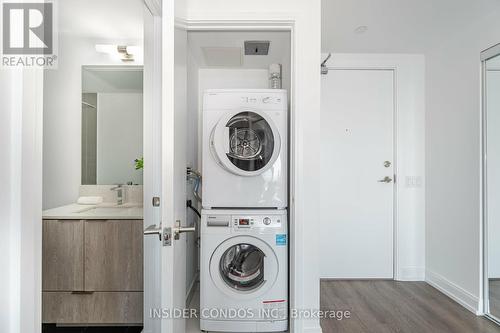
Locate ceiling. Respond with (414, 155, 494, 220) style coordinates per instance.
(322, 0, 500, 53)
(59, 0, 143, 40)
(58, 0, 500, 55)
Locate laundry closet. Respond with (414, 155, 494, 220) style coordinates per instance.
(182, 30, 292, 332)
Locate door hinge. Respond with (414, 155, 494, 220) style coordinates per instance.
(163, 227, 172, 246)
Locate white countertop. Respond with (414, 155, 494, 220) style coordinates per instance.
(43, 202, 143, 220)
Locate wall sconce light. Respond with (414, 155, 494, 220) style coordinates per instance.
(95, 44, 141, 62)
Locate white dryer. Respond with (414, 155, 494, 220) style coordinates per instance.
(200, 209, 288, 332)
(202, 89, 288, 209)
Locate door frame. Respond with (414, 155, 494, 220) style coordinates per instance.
(322, 54, 426, 282)
(481, 43, 500, 322)
(142, 0, 162, 332)
(4, 68, 44, 333)
(175, 17, 300, 330)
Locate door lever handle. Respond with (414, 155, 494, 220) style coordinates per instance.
(174, 226, 196, 240)
(378, 176, 393, 183)
(144, 224, 162, 241)
(174, 220, 196, 240)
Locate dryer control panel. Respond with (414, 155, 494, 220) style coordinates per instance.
(203, 90, 287, 111)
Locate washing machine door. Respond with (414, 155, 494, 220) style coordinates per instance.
(210, 236, 279, 299)
(211, 110, 281, 176)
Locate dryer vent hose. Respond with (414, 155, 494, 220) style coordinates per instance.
(187, 167, 202, 203)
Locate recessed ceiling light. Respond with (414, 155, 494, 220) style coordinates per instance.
(354, 26, 368, 34)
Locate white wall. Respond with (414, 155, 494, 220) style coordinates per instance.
(187, 31, 291, 93)
(425, 6, 500, 313)
(43, 33, 141, 209)
(183, 1, 322, 332)
(96, 93, 143, 185)
(199, 68, 268, 91)
(486, 69, 500, 279)
(320, 54, 426, 281)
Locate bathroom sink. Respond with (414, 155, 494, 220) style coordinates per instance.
(43, 203, 143, 220)
(75, 205, 142, 217)
(78, 207, 133, 215)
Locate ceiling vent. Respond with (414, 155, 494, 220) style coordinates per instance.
(244, 41, 270, 55)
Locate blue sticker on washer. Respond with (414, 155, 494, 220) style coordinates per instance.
(276, 234, 287, 246)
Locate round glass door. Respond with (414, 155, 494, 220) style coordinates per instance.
(210, 236, 279, 299)
(219, 243, 265, 291)
(211, 111, 281, 176)
(226, 112, 274, 172)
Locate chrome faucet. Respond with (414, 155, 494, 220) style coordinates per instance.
(110, 184, 124, 205)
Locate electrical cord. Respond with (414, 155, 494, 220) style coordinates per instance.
(187, 200, 201, 218)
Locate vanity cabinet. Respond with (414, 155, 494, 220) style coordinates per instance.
(42, 219, 143, 325)
(43, 220, 84, 291)
(84, 219, 143, 291)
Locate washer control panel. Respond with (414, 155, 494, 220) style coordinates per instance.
(232, 215, 282, 229)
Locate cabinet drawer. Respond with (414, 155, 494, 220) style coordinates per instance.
(42, 291, 143, 324)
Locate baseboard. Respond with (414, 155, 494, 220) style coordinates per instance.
(290, 319, 323, 333)
(425, 269, 479, 314)
(397, 266, 425, 281)
(301, 326, 323, 333)
(186, 271, 199, 305)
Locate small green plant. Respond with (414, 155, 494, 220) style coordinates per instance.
(134, 157, 143, 170)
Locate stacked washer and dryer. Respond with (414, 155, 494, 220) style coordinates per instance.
(200, 89, 288, 332)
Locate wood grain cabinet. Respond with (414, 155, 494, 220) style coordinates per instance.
(43, 220, 84, 291)
(84, 220, 143, 291)
(42, 219, 143, 325)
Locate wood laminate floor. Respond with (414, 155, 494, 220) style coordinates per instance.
(489, 279, 500, 319)
(320, 280, 500, 333)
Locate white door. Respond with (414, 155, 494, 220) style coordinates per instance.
(143, 0, 189, 332)
(320, 69, 394, 279)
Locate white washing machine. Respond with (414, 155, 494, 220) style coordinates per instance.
(202, 89, 288, 209)
(200, 209, 288, 332)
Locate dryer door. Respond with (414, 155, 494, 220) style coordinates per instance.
(210, 236, 279, 299)
(211, 110, 281, 176)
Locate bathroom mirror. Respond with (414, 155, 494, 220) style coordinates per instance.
(81, 65, 143, 185)
(483, 44, 500, 323)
